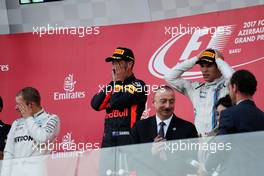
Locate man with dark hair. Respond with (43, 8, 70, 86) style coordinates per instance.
(0, 96, 11, 160)
(219, 70, 264, 135)
(164, 49, 234, 136)
(91, 47, 147, 147)
(3, 87, 60, 160)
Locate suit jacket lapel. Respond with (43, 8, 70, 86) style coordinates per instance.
(150, 116, 158, 140)
(165, 114, 179, 140)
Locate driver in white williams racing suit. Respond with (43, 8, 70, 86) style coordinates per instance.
(164, 49, 234, 136)
(1, 87, 60, 176)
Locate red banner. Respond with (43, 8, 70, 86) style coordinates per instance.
(0, 5, 263, 147)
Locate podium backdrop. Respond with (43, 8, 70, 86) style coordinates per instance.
(0, 5, 263, 148)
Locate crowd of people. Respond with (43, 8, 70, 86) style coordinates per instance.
(1, 47, 264, 175)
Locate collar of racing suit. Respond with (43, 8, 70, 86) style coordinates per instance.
(33, 109, 45, 118)
(123, 74, 136, 83)
(204, 76, 224, 86)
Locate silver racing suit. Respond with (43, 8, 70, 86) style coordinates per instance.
(164, 57, 234, 136)
(1, 109, 60, 176)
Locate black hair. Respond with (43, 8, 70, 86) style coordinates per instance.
(215, 94, 232, 109)
(230, 70, 257, 96)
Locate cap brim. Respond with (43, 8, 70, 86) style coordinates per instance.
(105, 56, 133, 62)
(196, 58, 214, 64)
(105, 57, 123, 62)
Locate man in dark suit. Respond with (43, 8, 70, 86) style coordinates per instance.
(128, 85, 198, 175)
(130, 85, 197, 144)
(129, 84, 198, 155)
(219, 69, 264, 135)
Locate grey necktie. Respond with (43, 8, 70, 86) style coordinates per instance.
(158, 121, 166, 138)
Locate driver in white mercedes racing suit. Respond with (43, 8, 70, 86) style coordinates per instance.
(1, 87, 60, 176)
(164, 49, 234, 136)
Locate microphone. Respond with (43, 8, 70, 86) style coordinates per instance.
(113, 69, 116, 74)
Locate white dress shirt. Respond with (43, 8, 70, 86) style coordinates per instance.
(156, 114, 173, 137)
